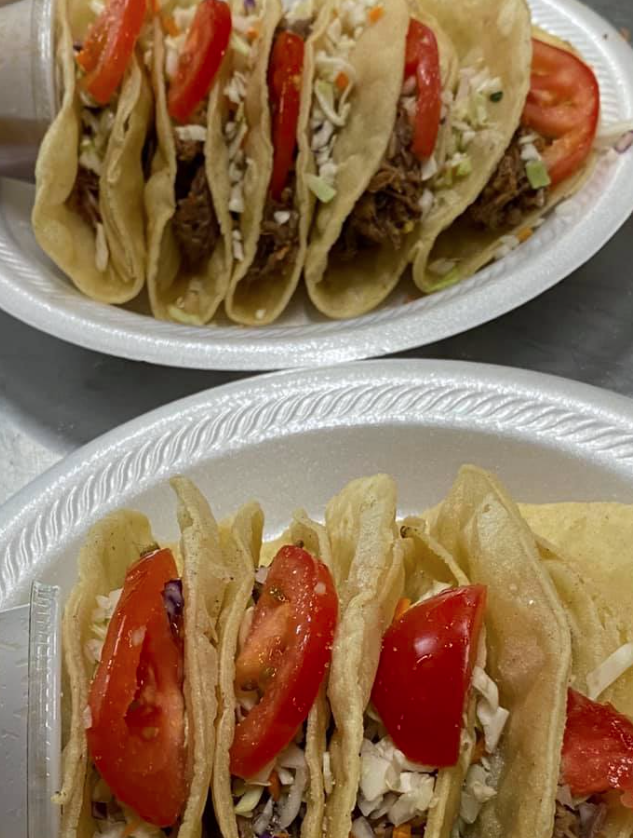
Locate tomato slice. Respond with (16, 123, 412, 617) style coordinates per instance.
(522, 38, 599, 186)
(167, 0, 232, 124)
(562, 689, 633, 805)
(76, 0, 147, 105)
(404, 20, 441, 161)
(371, 585, 487, 767)
(86, 549, 187, 827)
(268, 31, 305, 201)
(230, 545, 338, 779)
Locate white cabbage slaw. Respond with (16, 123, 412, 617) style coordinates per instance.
(308, 0, 385, 202)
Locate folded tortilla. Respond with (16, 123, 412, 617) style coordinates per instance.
(32, 0, 151, 304)
(223, 4, 325, 325)
(418, 27, 596, 294)
(146, 0, 281, 325)
(521, 502, 633, 838)
(304, 0, 531, 319)
(430, 466, 572, 838)
(213, 506, 334, 838)
(324, 475, 404, 838)
(56, 477, 227, 838)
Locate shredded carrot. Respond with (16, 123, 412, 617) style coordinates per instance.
(161, 12, 180, 36)
(368, 5, 384, 23)
(151, 0, 160, 15)
(470, 732, 487, 765)
(393, 824, 412, 838)
(517, 227, 533, 243)
(122, 821, 142, 838)
(335, 71, 349, 91)
(268, 769, 282, 801)
(247, 25, 260, 41)
(394, 597, 411, 622)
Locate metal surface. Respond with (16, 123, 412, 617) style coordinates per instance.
(0, 0, 630, 504)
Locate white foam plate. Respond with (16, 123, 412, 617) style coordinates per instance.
(2, 359, 633, 611)
(0, 0, 631, 370)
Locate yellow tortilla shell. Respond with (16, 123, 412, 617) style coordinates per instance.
(305, 2, 458, 318)
(304, 0, 410, 318)
(213, 502, 264, 838)
(57, 478, 226, 837)
(32, 0, 151, 303)
(213, 506, 334, 838)
(431, 466, 572, 838)
(521, 507, 633, 838)
(224, 0, 316, 326)
(145, 14, 232, 324)
(324, 475, 404, 838)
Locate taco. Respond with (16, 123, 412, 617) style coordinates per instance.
(418, 28, 600, 293)
(324, 472, 543, 838)
(32, 0, 152, 303)
(223, 2, 323, 325)
(519, 503, 633, 838)
(419, 466, 573, 838)
(145, 0, 280, 324)
(56, 477, 227, 837)
(304, 0, 532, 319)
(213, 506, 338, 838)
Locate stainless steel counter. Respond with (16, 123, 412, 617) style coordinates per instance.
(0, 0, 631, 505)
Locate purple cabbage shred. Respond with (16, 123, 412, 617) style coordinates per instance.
(244, 0, 256, 11)
(91, 801, 108, 820)
(163, 579, 184, 622)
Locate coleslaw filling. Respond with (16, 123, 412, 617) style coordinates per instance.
(308, 0, 384, 202)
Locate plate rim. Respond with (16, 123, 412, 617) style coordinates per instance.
(0, 0, 632, 370)
(2, 358, 633, 607)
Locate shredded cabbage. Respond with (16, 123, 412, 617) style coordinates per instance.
(586, 643, 633, 700)
(174, 125, 207, 143)
(305, 174, 336, 203)
(472, 666, 509, 753)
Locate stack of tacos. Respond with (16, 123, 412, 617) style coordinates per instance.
(33, 0, 604, 324)
(55, 465, 633, 837)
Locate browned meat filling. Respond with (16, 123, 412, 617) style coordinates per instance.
(172, 135, 219, 271)
(68, 166, 101, 229)
(335, 99, 424, 261)
(245, 176, 300, 283)
(553, 798, 607, 838)
(467, 129, 550, 231)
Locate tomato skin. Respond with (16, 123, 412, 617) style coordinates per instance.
(522, 38, 599, 186)
(167, 0, 232, 124)
(371, 585, 487, 767)
(77, 0, 147, 105)
(86, 549, 187, 827)
(562, 689, 633, 804)
(404, 20, 441, 161)
(230, 546, 338, 779)
(268, 31, 305, 200)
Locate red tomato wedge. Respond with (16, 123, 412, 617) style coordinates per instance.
(86, 548, 187, 827)
(562, 689, 633, 806)
(522, 38, 600, 186)
(76, 0, 147, 105)
(268, 31, 305, 200)
(404, 20, 442, 161)
(230, 545, 338, 779)
(167, 0, 231, 124)
(372, 585, 487, 767)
